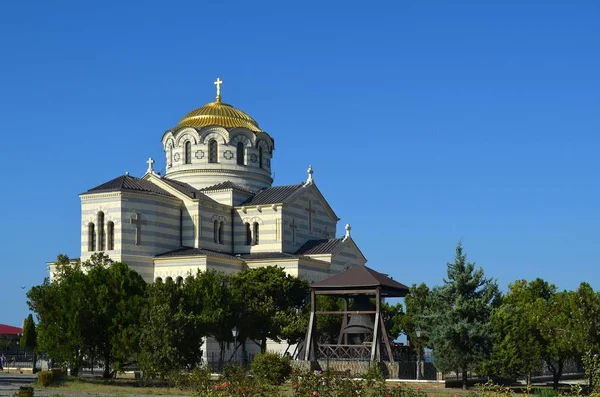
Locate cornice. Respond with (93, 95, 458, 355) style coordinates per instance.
(166, 167, 273, 183)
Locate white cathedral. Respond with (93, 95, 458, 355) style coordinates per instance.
(62, 78, 367, 292)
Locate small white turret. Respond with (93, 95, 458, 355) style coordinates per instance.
(306, 165, 314, 185)
(343, 223, 351, 241)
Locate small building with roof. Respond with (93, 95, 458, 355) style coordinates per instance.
(0, 324, 22, 349)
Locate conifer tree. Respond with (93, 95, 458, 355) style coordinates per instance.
(427, 242, 501, 389)
(21, 314, 37, 372)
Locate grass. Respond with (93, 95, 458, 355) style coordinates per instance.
(41, 377, 191, 395)
(36, 375, 560, 397)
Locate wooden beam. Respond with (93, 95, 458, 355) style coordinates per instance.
(317, 310, 377, 315)
(371, 288, 381, 361)
(371, 311, 380, 361)
(314, 289, 378, 296)
(380, 313, 394, 362)
(304, 290, 317, 361)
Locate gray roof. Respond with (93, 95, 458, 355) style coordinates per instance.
(155, 248, 329, 264)
(201, 181, 253, 194)
(241, 252, 300, 260)
(85, 175, 175, 198)
(311, 266, 409, 297)
(295, 238, 345, 255)
(160, 177, 204, 199)
(155, 247, 238, 260)
(241, 184, 305, 205)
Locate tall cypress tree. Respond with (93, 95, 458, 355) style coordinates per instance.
(20, 314, 37, 372)
(427, 242, 501, 389)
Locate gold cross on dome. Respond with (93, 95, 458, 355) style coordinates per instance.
(214, 77, 223, 101)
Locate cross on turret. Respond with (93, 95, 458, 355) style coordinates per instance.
(146, 157, 155, 173)
(214, 77, 223, 102)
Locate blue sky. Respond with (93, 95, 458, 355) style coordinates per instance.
(1, 1, 599, 327)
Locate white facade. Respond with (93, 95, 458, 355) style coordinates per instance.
(57, 84, 369, 358)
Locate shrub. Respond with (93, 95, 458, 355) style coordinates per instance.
(37, 370, 54, 387)
(534, 389, 558, 397)
(187, 366, 213, 396)
(13, 386, 34, 397)
(250, 352, 291, 385)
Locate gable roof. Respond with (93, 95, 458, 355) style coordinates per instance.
(155, 247, 238, 260)
(201, 181, 253, 194)
(296, 238, 345, 255)
(84, 175, 176, 198)
(154, 247, 329, 265)
(0, 324, 22, 335)
(241, 184, 305, 205)
(311, 266, 409, 297)
(160, 177, 204, 199)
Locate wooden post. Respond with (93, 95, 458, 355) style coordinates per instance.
(304, 290, 317, 360)
(371, 289, 381, 362)
(337, 296, 348, 345)
(380, 313, 394, 362)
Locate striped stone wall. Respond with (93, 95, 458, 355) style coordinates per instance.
(198, 203, 232, 251)
(282, 190, 338, 253)
(330, 240, 367, 273)
(121, 193, 182, 280)
(80, 193, 122, 261)
(232, 205, 282, 253)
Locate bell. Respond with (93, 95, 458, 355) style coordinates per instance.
(341, 296, 375, 338)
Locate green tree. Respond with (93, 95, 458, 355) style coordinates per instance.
(27, 255, 92, 375)
(28, 254, 147, 377)
(483, 279, 555, 386)
(138, 277, 204, 379)
(84, 254, 147, 377)
(230, 266, 309, 353)
(537, 290, 580, 390)
(569, 283, 600, 389)
(184, 270, 236, 365)
(395, 283, 432, 378)
(20, 314, 37, 372)
(427, 242, 501, 389)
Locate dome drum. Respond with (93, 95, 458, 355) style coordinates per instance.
(163, 97, 274, 192)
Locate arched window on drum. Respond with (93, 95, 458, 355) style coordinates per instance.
(184, 141, 192, 164)
(209, 139, 218, 163)
(237, 142, 245, 166)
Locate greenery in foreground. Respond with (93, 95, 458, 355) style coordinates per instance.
(25, 242, 600, 391)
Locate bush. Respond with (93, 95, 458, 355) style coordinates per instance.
(37, 370, 53, 387)
(13, 386, 34, 397)
(250, 352, 291, 385)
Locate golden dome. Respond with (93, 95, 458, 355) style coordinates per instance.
(177, 101, 262, 132)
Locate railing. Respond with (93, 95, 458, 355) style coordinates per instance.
(316, 344, 372, 361)
(206, 351, 256, 373)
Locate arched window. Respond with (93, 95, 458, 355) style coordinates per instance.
(184, 141, 192, 164)
(214, 220, 219, 243)
(155, 277, 163, 283)
(107, 221, 114, 250)
(97, 212, 104, 251)
(253, 222, 259, 245)
(209, 139, 218, 163)
(218, 221, 224, 244)
(236, 142, 245, 165)
(88, 223, 96, 252)
(176, 276, 184, 287)
(166, 276, 173, 283)
(259, 147, 263, 169)
(245, 223, 252, 245)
